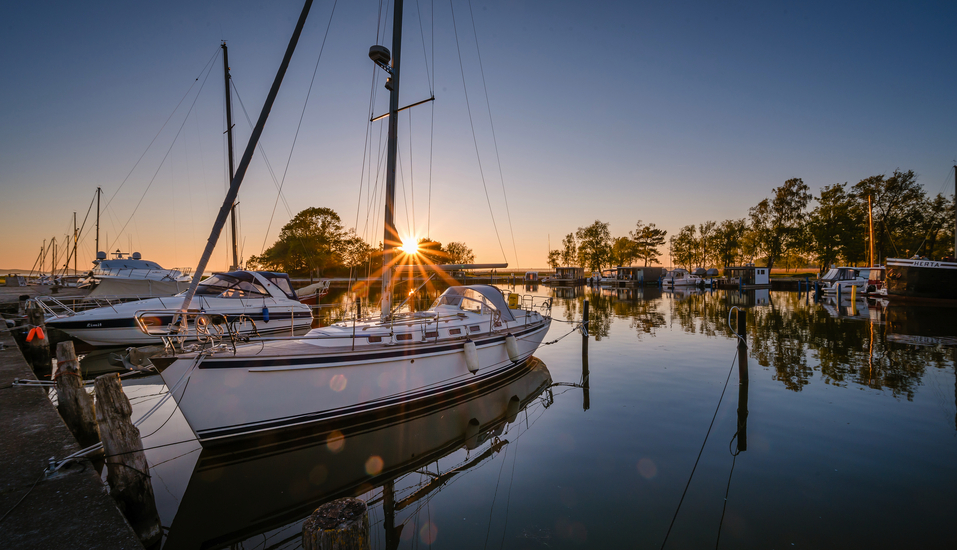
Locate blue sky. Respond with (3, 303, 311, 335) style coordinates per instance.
(2, 0, 956, 271)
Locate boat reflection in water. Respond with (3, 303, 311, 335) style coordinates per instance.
(160, 358, 553, 549)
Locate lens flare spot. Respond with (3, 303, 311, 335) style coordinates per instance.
(365, 455, 384, 475)
(326, 430, 345, 453)
(637, 458, 657, 479)
(419, 522, 438, 545)
(330, 374, 348, 392)
(309, 464, 328, 485)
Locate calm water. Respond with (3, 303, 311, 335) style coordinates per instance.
(108, 285, 957, 549)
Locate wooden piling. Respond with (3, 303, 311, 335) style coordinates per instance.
(302, 497, 371, 550)
(582, 299, 589, 337)
(54, 341, 99, 447)
(736, 309, 748, 384)
(736, 308, 749, 452)
(22, 302, 51, 376)
(94, 373, 162, 547)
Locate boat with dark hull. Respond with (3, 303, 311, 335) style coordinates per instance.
(884, 258, 957, 301)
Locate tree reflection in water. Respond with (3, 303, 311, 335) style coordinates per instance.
(547, 286, 957, 400)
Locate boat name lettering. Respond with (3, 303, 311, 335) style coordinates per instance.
(85, 322, 102, 328)
(912, 261, 940, 267)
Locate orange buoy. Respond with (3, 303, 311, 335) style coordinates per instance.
(35, 327, 45, 340)
(25, 327, 37, 342)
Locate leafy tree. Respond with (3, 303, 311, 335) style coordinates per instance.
(631, 221, 667, 266)
(711, 219, 747, 267)
(444, 242, 475, 264)
(670, 225, 698, 270)
(749, 178, 812, 270)
(915, 193, 955, 259)
(698, 220, 716, 267)
(561, 233, 578, 267)
(416, 238, 445, 264)
(341, 230, 375, 269)
(610, 236, 637, 267)
(852, 169, 925, 262)
(576, 220, 612, 272)
(547, 250, 561, 269)
(248, 207, 346, 276)
(807, 184, 864, 272)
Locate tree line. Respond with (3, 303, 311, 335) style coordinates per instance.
(247, 207, 475, 277)
(549, 169, 955, 273)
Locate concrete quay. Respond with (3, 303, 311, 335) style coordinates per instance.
(0, 328, 143, 549)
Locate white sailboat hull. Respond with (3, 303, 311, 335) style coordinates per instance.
(158, 319, 551, 443)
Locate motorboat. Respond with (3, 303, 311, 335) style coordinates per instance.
(44, 270, 313, 347)
(662, 268, 712, 287)
(77, 250, 190, 296)
(818, 266, 884, 294)
(152, 284, 551, 443)
(296, 279, 331, 305)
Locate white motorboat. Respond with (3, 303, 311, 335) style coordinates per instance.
(77, 250, 191, 290)
(45, 271, 313, 347)
(818, 267, 883, 294)
(149, 0, 553, 445)
(663, 268, 713, 287)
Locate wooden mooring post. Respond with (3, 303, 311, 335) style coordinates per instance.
(302, 497, 371, 550)
(94, 373, 162, 547)
(54, 341, 99, 447)
(22, 301, 51, 376)
(736, 309, 749, 453)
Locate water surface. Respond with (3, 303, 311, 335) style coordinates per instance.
(111, 286, 957, 549)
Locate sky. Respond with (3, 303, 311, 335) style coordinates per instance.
(2, 0, 956, 272)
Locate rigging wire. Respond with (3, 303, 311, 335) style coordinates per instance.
(102, 47, 221, 215)
(448, 0, 509, 263)
(465, 0, 520, 267)
(260, 0, 340, 257)
(107, 51, 220, 253)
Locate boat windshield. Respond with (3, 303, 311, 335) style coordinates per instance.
(430, 285, 516, 322)
(261, 272, 297, 300)
(192, 273, 269, 297)
(821, 269, 840, 281)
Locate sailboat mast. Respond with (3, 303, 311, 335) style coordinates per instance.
(223, 42, 240, 271)
(95, 186, 101, 257)
(178, 0, 314, 317)
(380, 0, 404, 318)
(953, 165, 956, 259)
(868, 194, 874, 266)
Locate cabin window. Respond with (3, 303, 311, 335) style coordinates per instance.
(425, 331, 438, 338)
(368, 336, 382, 343)
(469, 325, 481, 332)
(449, 328, 462, 335)
(396, 334, 413, 341)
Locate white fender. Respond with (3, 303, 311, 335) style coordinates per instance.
(464, 339, 479, 373)
(505, 333, 519, 362)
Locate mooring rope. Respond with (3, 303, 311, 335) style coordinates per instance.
(659, 346, 739, 550)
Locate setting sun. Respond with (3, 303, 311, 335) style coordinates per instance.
(399, 238, 419, 255)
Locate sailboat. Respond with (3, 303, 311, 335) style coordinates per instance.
(151, 0, 553, 444)
(43, 43, 313, 347)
